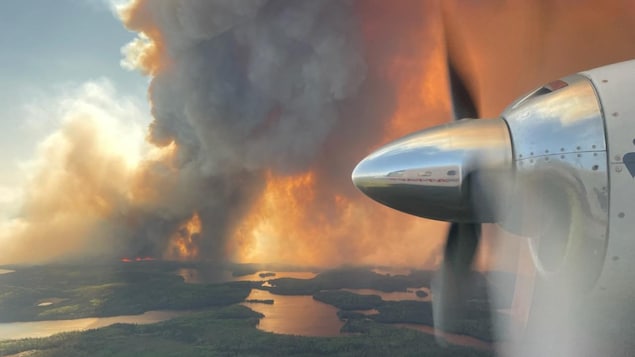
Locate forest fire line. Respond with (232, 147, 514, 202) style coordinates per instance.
(164, 212, 202, 261)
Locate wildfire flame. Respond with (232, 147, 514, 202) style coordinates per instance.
(232, 171, 316, 264)
(231, 169, 446, 267)
(229, 1, 451, 267)
(0, 1, 451, 267)
(164, 212, 202, 260)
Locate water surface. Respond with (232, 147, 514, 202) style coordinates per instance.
(0, 310, 187, 341)
(241, 289, 344, 337)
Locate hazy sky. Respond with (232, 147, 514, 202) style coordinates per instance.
(0, 0, 147, 194)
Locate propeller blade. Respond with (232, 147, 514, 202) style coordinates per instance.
(433, 222, 480, 339)
(448, 59, 478, 120)
(431, 41, 484, 341)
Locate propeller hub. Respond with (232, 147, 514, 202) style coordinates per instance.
(352, 118, 512, 222)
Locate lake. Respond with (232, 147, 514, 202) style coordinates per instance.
(242, 289, 344, 337)
(0, 310, 187, 341)
(242, 288, 491, 350)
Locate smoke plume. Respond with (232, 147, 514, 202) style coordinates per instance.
(1, 0, 451, 266)
(118, 0, 448, 265)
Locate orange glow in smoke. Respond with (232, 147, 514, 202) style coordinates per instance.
(383, 48, 449, 140)
(231, 170, 446, 267)
(164, 212, 202, 261)
(229, 0, 451, 268)
(119, 0, 171, 75)
(232, 171, 317, 264)
(121, 0, 450, 268)
(357, 0, 450, 142)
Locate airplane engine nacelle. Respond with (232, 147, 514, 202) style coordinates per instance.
(352, 59, 635, 302)
(580, 61, 635, 304)
(500, 73, 608, 291)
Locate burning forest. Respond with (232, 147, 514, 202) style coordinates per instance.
(0, 0, 453, 267)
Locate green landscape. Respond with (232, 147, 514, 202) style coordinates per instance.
(0, 262, 503, 356)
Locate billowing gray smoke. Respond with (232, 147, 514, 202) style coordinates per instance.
(2, 0, 446, 265)
(145, 0, 366, 172)
(120, 0, 372, 260)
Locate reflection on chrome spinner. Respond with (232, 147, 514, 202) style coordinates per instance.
(352, 118, 512, 222)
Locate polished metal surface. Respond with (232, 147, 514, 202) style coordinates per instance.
(352, 118, 512, 222)
(580, 60, 635, 300)
(500, 74, 608, 287)
(503, 74, 606, 160)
